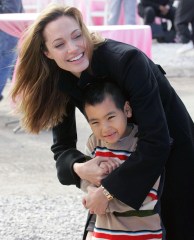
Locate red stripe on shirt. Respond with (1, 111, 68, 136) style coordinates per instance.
(95, 151, 128, 160)
(93, 231, 162, 239)
(148, 192, 158, 200)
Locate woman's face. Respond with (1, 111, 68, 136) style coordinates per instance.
(43, 15, 89, 77)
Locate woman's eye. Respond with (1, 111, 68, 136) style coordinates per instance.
(76, 34, 81, 38)
(74, 34, 81, 39)
(55, 43, 64, 48)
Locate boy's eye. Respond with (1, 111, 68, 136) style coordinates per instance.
(108, 115, 115, 120)
(91, 121, 98, 125)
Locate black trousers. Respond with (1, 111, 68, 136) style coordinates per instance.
(175, 0, 194, 43)
(138, 3, 176, 30)
(160, 142, 194, 240)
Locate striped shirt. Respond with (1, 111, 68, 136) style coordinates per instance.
(81, 124, 165, 240)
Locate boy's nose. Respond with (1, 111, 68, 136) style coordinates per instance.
(101, 122, 110, 131)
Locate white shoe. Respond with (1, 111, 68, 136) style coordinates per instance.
(176, 41, 194, 54)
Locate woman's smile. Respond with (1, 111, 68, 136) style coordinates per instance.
(67, 53, 84, 62)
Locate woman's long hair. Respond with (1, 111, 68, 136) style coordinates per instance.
(11, 4, 104, 133)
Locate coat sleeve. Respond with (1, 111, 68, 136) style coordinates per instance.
(51, 101, 86, 188)
(101, 49, 171, 210)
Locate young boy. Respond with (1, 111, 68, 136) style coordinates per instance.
(81, 81, 165, 240)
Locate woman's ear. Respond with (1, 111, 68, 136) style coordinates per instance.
(43, 50, 53, 59)
(124, 101, 132, 118)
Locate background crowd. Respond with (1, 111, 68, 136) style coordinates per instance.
(0, 0, 194, 101)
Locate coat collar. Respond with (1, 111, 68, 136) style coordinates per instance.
(58, 43, 109, 93)
(58, 69, 97, 93)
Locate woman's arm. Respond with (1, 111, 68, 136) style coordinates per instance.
(51, 101, 86, 187)
(98, 45, 171, 209)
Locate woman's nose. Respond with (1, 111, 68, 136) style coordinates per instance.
(66, 41, 77, 52)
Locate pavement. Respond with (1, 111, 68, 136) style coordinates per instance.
(152, 41, 194, 78)
(0, 41, 194, 240)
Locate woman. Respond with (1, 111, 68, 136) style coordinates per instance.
(11, 4, 194, 240)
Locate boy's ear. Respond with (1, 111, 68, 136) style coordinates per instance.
(124, 101, 132, 118)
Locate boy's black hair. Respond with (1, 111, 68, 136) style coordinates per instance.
(82, 81, 126, 114)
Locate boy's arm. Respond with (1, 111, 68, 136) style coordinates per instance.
(80, 179, 93, 193)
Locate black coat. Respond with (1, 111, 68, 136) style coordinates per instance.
(51, 39, 194, 239)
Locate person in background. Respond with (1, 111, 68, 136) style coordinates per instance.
(107, 0, 136, 25)
(11, 4, 194, 240)
(175, 0, 194, 54)
(81, 81, 165, 240)
(137, 0, 176, 42)
(0, 0, 24, 101)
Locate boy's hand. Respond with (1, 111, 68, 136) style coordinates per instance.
(99, 158, 121, 174)
(74, 156, 120, 186)
(83, 186, 108, 215)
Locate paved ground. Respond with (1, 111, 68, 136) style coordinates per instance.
(0, 41, 194, 240)
(152, 41, 194, 78)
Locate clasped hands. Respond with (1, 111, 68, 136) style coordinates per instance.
(74, 156, 121, 215)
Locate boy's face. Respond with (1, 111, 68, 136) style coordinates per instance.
(85, 96, 132, 144)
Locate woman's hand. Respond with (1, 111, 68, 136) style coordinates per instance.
(73, 156, 120, 186)
(82, 185, 108, 215)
